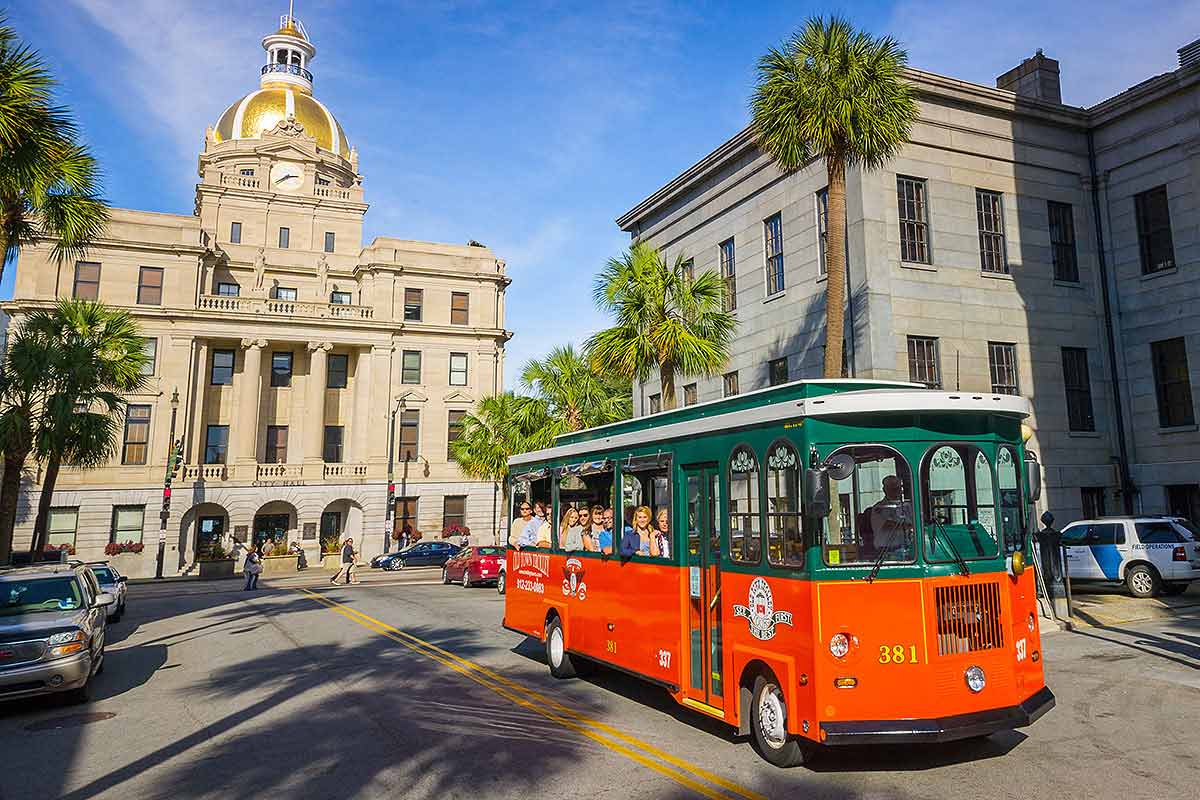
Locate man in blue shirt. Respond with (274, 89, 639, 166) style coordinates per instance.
(595, 507, 615, 554)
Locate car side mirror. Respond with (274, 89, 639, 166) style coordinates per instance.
(1024, 452, 1042, 503)
(805, 468, 831, 518)
(94, 592, 115, 608)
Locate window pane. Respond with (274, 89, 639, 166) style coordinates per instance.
(324, 231, 335, 253)
(618, 459, 669, 559)
(648, 394, 661, 414)
(266, 426, 288, 463)
(728, 447, 761, 563)
(822, 446, 914, 565)
(907, 336, 941, 388)
(997, 446, 1025, 552)
(1136, 187, 1175, 274)
(73, 261, 100, 300)
(443, 496, 468, 531)
(111, 506, 145, 544)
(766, 442, 803, 565)
(719, 238, 737, 311)
(976, 189, 1007, 273)
(122, 404, 151, 465)
(768, 358, 788, 387)
(1048, 201, 1078, 282)
(451, 292, 470, 325)
(323, 426, 343, 463)
(764, 213, 784, 295)
(140, 338, 157, 376)
(271, 351, 293, 387)
(923, 444, 999, 559)
(230, 221, 242, 243)
(447, 410, 465, 459)
(683, 384, 697, 406)
(402, 350, 422, 384)
(816, 189, 829, 275)
(897, 177, 930, 264)
(211, 350, 234, 385)
(988, 342, 1018, 395)
(327, 353, 348, 388)
(138, 267, 163, 305)
(330, 291, 352, 305)
(217, 282, 240, 296)
(48, 508, 78, 547)
(279, 227, 290, 248)
(723, 371, 738, 397)
(275, 287, 297, 301)
(1152, 337, 1195, 427)
(449, 353, 467, 386)
(1062, 347, 1095, 432)
(399, 410, 419, 460)
(205, 425, 229, 464)
(404, 288, 423, 321)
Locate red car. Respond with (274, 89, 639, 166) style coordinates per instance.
(442, 546, 504, 588)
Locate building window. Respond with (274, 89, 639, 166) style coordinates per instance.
(765, 440, 803, 566)
(723, 371, 739, 397)
(648, 394, 662, 414)
(764, 212, 784, 295)
(324, 231, 335, 253)
(976, 189, 1008, 273)
(1151, 337, 1195, 428)
(320, 511, 341, 542)
(1048, 201, 1078, 282)
(907, 336, 941, 388)
(451, 292, 470, 325)
(681, 259, 694, 283)
(399, 409, 419, 461)
(683, 383, 698, 406)
(816, 188, 829, 275)
(323, 426, 344, 463)
(274, 286, 297, 301)
(211, 349, 234, 385)
(270, 351, 293, 387)
(396, 497, 418, 535)
(73, 261, 100, 300)
(239, 168, 255, 177)
(204, 425, 229, 464)
(330, 291, 352, 305)
(443, 496, 467, 531)
(1166, 484, 1200, 525)
(988, 342, 1019, 395)
(265, 426, 288, 463)
(122, 404, 151, 465)
(719, 238, 736, 311)
(137, 267, 163, 305)
(47, 508, 78, 548)
(768, 357, 789, 387)
(404, 288, 423, 321)
(402, 350, 422, 384)
(1135, 186, 1175, 275)
(278, 227, 290, 248)
(449, 352, 468, 386)
(230, 221, 242, 244)
(1081, 487, 1107, 519)
(327, 353, 348, 389)
(140, 338, 157, 376)
(110, 506, 145, 545)
(316, 175, 330, 186)
(217, 282, 240, 296)
(447, 410, 465, 459)
(1061, 347, 1095, 432)
(897, 176, 930, 264)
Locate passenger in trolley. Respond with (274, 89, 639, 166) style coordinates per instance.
(621, 506, 661, 557)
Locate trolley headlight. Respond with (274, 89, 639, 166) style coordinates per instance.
(964, 665, 986, 693)
(829, 632, 851, 659)
(1010, 550, 1025, 575)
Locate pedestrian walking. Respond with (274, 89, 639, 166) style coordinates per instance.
(243, 548, 262, 591)
(331, 537, 358, 585)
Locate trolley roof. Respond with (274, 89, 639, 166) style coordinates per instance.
(508, 379, 1030, 468)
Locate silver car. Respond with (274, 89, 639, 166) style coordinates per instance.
(86, 562, 128, 622)
(0, 562, 114, 704)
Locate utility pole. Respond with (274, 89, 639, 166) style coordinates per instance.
(385, 399, 402, 555)
(156, 388, 182, 580)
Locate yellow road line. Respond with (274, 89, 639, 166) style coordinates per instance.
(297, 588, 766, 800)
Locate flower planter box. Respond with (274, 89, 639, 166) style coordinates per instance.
(198, 559, 236, 579)
(261, 554, 299, 576)
(321, 554, 342, 571)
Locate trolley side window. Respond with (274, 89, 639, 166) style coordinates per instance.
(820, 445, 915, 566)
(921, 444, 1000, 561)
(996, 445, 1026, 553)
(509, 471, 553, 549)
(619, 455, 673, 560)
(728, 446, 762, 564)
(765, 440, 804, 567)
(556, 461, 615, 554)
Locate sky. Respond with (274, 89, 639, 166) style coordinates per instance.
(4, 0, 1193, 388)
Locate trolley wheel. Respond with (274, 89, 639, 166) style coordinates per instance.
(749, 674, 808, 768)
(544, 616, 576, 679)
(1125, 564, 1161, 598)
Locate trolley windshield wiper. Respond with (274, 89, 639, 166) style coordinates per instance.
(929, 518, 971, 577)
(865, 538, 893, 583)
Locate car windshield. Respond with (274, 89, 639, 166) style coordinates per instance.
(477, 547, 502, 556)
(91, 567, 115, 582)
(1, 577, 84, 616)
(921, 444, 1001, 561)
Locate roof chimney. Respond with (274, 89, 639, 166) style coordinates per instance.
(996, 49, 1062, 104)
(1180, 38, 1200, 69)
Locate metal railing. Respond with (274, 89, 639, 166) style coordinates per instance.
(261, 62, 313, 83)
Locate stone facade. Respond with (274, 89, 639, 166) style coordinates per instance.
(1, 15, 510, 575)
(617, 46, 1200, 528)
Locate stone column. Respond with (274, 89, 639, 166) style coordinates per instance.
(188, 338, 210, 466)
(367, 345, 392, 462)
(305, 342, 332, 461)
(351, 347, 371, 462)
(236, 338, 267, 464)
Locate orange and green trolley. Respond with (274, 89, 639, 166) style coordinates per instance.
(502, 379, 1054, 766)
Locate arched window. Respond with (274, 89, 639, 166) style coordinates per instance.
(728, 446, 761, 564)
(996, 446, 1025, 553)
(765, 441, 804, 566)
(922, 444, 999, 561)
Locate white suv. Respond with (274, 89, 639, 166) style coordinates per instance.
(1059, 516, 1200, 598)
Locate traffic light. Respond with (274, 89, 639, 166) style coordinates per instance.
(164, 438, 184, 485)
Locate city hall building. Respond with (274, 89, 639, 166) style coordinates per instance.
(619, 43, 1200, 527)
(4, 15, 510, 575)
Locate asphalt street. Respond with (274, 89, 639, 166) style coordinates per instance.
(1, 569, 1197, 800)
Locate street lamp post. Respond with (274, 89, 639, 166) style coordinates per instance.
(385, 399, 403, 555)
(156, 388, 182, 580)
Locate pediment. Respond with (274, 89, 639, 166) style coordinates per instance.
(444, 390, 475, 404)
(253, 140, 318, 162)
(396, 390, 429, 404)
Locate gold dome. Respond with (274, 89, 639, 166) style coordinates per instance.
(213, 87, 349, 157)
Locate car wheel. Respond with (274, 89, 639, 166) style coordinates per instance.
(750, 674, 809, 768)
(1125, 564, 1161, 598)
(544, 616, 576, 679)
(441, 567, 450, 584)
(462, 571, 471, 589)
(1162, 582, 1189, 596)
(496, 572, 506, 595)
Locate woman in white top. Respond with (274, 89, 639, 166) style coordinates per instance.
(655, 508, 672, 559)
(560, 506, 585, 552)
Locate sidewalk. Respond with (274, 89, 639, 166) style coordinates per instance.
(1066, 583, 1200, 628)
(127, 564, 447, 597)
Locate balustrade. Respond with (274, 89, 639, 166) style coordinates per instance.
(220, 173, 261, 189)
(256, 463, 304, 481)
(197, 294, 373, 320)
(322, 463, 369, 480)
(183, 464, 228, 481)
(315, 185, 352, 200)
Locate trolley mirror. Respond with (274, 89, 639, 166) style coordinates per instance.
(804, 468, 831, 517)
(1024, 452, 1042, 503)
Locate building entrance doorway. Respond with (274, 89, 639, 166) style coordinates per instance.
(196, 516, 225, 560)
(254, 514, 290, 549)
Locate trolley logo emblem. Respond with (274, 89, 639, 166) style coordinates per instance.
(562, 558, 587, 600)
(733, 577, 793, 640)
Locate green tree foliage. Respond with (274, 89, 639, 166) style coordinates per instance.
(751, 16, 917, 377)
(587, 242, 735, 410)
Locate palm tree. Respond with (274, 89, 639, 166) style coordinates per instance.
(751, 16, 917, 377)
(0, 300, 148, 557)
(0, 16, 108, 285)
(521, 344, 631, 434)
(588, 242, 735, 410)
(450, 392, 552, 484)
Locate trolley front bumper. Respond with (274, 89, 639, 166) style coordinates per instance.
(819, 686, 1055, 745)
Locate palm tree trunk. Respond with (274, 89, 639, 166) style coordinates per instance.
(0, 449, 29, 563)
(659, 362, 676, 410)
(823, 157, 848, 379)
(30, 454, 61, 554)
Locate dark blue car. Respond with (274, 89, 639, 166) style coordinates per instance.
(379, 541, 460, 570)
